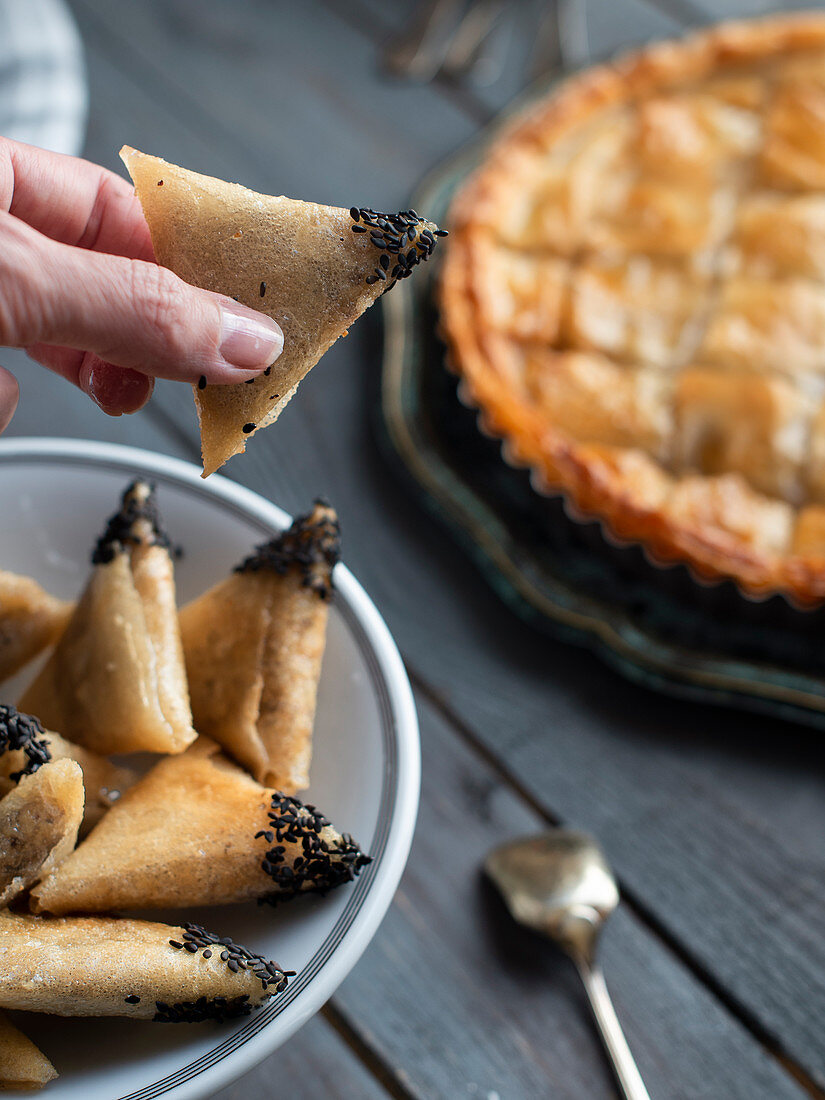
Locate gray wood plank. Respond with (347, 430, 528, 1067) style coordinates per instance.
(71, 0, 478, 202)
(209, 1013, 392, 1100)
(2, 348, 192, 458)
(331, 690, 809, 1100)
(63, 0, 825, 1087)
(654, 0, 824, 21)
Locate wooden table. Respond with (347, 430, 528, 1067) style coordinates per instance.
(7, 1, 825, 1096)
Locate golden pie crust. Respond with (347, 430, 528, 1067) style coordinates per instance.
(440, 14, 825, 606)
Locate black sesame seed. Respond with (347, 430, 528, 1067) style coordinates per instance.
(0, 706, 52, 781)
(125, 994, 141, 1005)
(175, 923, 288, 994)
(242, 423, 256, 433)
(351, 224, 367, 233)
(91, 481, 174, 566)
(234, 501, 339, 595)
(379, 254, 389, 270)
(259, 790, 371, 902)
(153, 994, 252, 1024)
(349, 207, 360, 221)
(260, 281, 266, 297)
(157, 180, 163, 187)
(197, 375, 207, 390)
(365, 275, 378, 285)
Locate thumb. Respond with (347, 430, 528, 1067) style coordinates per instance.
(0, 365, 19, 435)
(0, 212, 283, 384)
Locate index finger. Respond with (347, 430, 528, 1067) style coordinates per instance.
(0, 138, 154, 262)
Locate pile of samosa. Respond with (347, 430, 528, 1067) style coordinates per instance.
(0, 481, 366, 1089)
(0, 148, 444, 1088)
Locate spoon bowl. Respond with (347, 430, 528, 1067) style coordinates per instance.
(485, 831, 619, 964)
(485, 829, 650, 1100)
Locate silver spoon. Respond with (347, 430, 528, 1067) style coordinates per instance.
(485, 831, 651, 1100)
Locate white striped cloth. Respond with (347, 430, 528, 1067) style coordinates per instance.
(0, 0, 87, 156)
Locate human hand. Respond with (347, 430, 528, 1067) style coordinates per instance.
(0, 138, 284, 432)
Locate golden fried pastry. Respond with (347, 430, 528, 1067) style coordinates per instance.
(0, 910, 287, 1021)
(439, 14, 825, 604)
(673, 368, 812, 502)
(180, 501, 339, 792)
(0, 716, 135, 835)
(0, 760, 84, 908)
(727, 193, 825, 280)
(0, 1011, 57, 1090)
(31, 738, 369, 915)
(563, 256, 710, 369)
(121, 146, 445, 475)
(792, 505, 825, 556)
(20, 482, 195, 754)
(0, 572, 70, 685)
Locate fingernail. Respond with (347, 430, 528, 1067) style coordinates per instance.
(81, 366, 109, 412)
(219, 301, 283, 371)
(84, 364, 153, 416)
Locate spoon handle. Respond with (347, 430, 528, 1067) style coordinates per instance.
(576, 961, 651, 1100)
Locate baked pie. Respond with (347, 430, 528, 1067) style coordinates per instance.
(440, 14, 825, 605)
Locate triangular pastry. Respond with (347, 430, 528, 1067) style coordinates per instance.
(0, 911, 287, 1021)
(0, 571, 71, 685)
(31, 738, 369, 915)
(0, 1011, 57, 1090)
(180, 501, 339, 792)
(121, 146, 445, 475)
(19, 482, 196, 755)
(0, 759, 84, 908)
(0, 706, 135, 834)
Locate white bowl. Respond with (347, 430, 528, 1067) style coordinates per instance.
(0, 437, 420, 1100)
